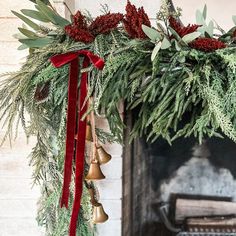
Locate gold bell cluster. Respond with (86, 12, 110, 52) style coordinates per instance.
(85, 115, 111, 224)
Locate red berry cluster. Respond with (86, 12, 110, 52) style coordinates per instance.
(169, 16, 226, 52)
(65, 11, 123, 43)
(65, 11, 94, 43)
(189, 38, 226, 52)
(89, 13, 124, 36)
(73, 11, 88, 29)
(123, 1, 151, 39)
(65, 26, 95, 43)
(169, 16, 200, 37)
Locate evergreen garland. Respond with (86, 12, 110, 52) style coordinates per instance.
(1, 0, 236, 235)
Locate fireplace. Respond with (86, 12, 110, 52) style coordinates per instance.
(122, 112, 236, 236)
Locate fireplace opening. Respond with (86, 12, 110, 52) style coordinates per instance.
(122, 112, 236, 236)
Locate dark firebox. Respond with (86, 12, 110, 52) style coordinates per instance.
(123, 113, 236, 236)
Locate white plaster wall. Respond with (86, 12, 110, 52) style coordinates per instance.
(75, 0, 161, 18)
(76, 0, 236, 30)
(0, 1, 34, 74)
(0, 1, 43, 235)
(94, 117, 123, 236)
(174, 0, 236, 30)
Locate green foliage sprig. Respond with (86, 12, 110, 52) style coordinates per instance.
(1, 1, 236, 235)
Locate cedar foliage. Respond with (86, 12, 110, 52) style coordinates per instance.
(1, 1, 236, 235)
(0, 37, 94, 235)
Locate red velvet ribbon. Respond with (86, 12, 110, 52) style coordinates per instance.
(50, 50, 104, 236)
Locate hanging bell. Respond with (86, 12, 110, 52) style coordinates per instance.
(86, 123, 93, 142)
(96, 146, 112, 164)
(92, 202, 109, 224)
(85, 160, 105, 180)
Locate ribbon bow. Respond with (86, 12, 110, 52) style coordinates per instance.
(50, 50, 104, 236)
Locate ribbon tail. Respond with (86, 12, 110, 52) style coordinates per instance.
(69, 59, 89, 236)
(60, 58, 79, 208)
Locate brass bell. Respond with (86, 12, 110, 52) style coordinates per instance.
(92, 202, 109, 224)
(96, 146, 112, 164)
(85, 160, 105, 180)
(86, 123, 93, 142)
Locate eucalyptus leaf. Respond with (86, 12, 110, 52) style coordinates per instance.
(213, 20, 225, 34)
(29, 0, 50, 4)
(204, 32, 211, 38)
(169, 27, 182, 41)
(18, 27, 38, 39)
(161, 37, 171, 49)
(151, 42, 162, 61)
(12, 11, 40, 31)
(233, 15, 236, 25)
(47, 31, 59, 36)
(174, 40, 181, 51)
(36, 0, 70, 27)
(13, 33, 27, 40)
(19, 37, 53, 48)
(206, 21, 214, 37)
(34, 1, 57, 24)
(182, 32, 201, 43)
(202, 4, 207, 20)
(177, 54, 186, 63)
(142, 24, 161, 42)
(21, 9, 50, 23)
(197, 27, 205, 35)
(196, 9, 206, 26)
(17, 44, 29, 50)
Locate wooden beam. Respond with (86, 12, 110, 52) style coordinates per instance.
(175, 199, 236, 222)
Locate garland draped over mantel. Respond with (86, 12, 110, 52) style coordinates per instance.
(50, 50, 104, 236)
(1, 0, 236, 235)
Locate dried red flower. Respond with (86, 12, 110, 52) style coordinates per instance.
(123, 1, 151, 39)
(65, 25, 95, 43)
(169, 16, 200, 38)
(64, 10, 94, 43)
(65, 11, 123, 43)
(89, 13, 124, 36)
(72, 10, 88, 29)
(189, 38, 227, 52)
